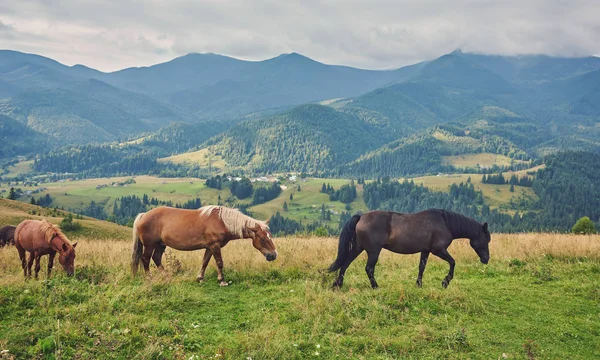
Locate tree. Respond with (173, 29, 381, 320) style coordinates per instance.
(8, 187, 16, 200)
(510, 184, 515, 193)
(30, 197, 37, 205)
(297, 185, 301, 192)
(572, 216, 597, 234)
(289, 193, 294, 201)
(283, 201, 288, 212)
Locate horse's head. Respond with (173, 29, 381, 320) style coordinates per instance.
(248, 221, 278, 262)
(470, 222, 491, 264)
(56, 238, 77, 276)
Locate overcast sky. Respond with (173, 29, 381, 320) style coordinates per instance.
(1, 0, 599, 72)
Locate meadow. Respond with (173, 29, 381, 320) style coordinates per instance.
(1, 231, 599, 359)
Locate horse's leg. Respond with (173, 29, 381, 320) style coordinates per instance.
(365, 247, 382, 289)
(433, 249, 456, 288)
(141, 245, 155, 273)
(210, 247, 228, 287)
(332, 247, 363, 288)
(151, 243, 166, 270)
(196, 249, 212, 282)
(416, 251, 430, 287)
(26, 252, 35, 278)
(34, 254, 41, 279)
(48, 252, 56, 277)
(17, 247, 27, 277)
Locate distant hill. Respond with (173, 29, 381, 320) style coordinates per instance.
(206, 104, 395, 173)
(2, 49, 600, 169)
(0, 114, 50, 158)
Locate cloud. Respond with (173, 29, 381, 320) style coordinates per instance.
(1, 0, 599, 72)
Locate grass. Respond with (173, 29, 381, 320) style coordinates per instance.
(3, 160, 33, 178)
(3, 176, 229, 215)
(441, 153, 518, 168)
(0, 232, 599, 359)
(0, 199, 130, 240)
(249, 178, 368, 227)
(410, 173, 538, 210)
(159, 148, 227, 170)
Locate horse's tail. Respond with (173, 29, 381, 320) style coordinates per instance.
(131, 212, 145, 276)
(328, 214, 361, 272)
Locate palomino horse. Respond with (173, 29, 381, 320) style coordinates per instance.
(14, 219, 77, 278)
(131, 205, 278, 286)
(329, 209, 491, 289)
(0, 225, 16, 247)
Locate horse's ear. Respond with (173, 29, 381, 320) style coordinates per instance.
(72, 242, 78, 248)
(265, 218, 270, 225)
(483, 222, 488, 232)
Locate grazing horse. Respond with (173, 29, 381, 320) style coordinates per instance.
(131, 205, 278, 286)
(0, 225, 16, 247)
(329, 209, 491, 289)
(14, 219, 77, 278)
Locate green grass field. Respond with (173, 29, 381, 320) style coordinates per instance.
(249, 178, 368, 226)
(2, 160, 33, 179)
(2, 163, 544, 227)
(441, 153, 520, 168)
(0, 231, 598, 359)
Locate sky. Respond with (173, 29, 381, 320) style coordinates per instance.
(1, 0, 599, 72)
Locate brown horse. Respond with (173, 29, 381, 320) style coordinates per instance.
(131, 205, 278, 286)
(329, 209, 491, 289)
(14, 219, 77, 278)
(0, 225, 16, 247)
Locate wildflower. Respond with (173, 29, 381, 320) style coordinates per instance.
(316, 344, 320, 349)
(314, 351, 320, 356)
(293, 344, 298, 347)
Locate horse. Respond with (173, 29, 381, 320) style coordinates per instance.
(14, 219, 78, 278)
(131, 205, 278, 286)
(329, 209, 491, 289)
(0, 225, 16, 247)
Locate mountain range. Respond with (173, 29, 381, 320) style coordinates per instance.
(2, 48, 600, 176)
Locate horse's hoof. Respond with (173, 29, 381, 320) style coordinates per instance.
(416, 280, 422, 287)
(219, 281, 229, 287)
(196, 277, 204, 283)
(331, 282, 342, 289)
(442, 280, 449, 288)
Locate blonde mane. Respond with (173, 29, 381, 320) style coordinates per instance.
(199, 205, 268, 238)
(38, 219, 71, 246)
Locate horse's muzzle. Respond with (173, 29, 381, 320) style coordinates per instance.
(266, 253, 277, 262)
(480, 257, 489, 265)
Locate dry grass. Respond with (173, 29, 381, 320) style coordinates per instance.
(2, 233, 598, 286)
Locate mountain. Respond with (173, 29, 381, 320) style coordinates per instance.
(104, 52, 423, 119)
(338, 125, 529, 178)
(0, 114, 50, 159)
(206, 104, 395, 173)
(2, 49, 600, 169)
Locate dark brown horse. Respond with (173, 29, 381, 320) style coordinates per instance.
(329, 209, 491, 289)
(131, 205, 278, 286)
(14, 219, 78, 278)
(0, 225, 16, 247)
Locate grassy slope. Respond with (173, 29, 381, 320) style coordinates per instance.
(441, 153, 516, 168)
(2, 176, 231, 215)
(0, 199, 129, 240)
(249, 178, 368, 226)
(3, 160, 33, 178)
(158, 148, 227, 170)
(0, 233, 598, 359)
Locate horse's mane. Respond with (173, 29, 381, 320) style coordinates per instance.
(442, 210, 482, 239)
(199, 205, 268, 238)
(38, 219, 71, 246)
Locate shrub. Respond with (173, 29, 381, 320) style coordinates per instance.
(572, 216, 597, 235)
